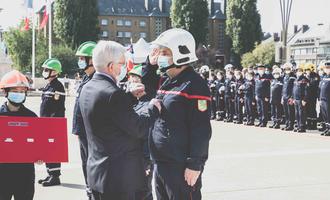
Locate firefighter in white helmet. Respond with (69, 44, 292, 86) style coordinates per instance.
(150, 28, 212, 200)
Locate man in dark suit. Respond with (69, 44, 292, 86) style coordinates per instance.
(79, 40, 161, 200)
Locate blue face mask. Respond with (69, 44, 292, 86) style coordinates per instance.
(157, 56, 172, 71)
(8, 92, 26, 104)
(78, 59, 87, 69)
(116, 64, 127, 82)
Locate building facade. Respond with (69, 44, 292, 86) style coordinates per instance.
(98, 0, 227, 56)
(276, 24, 330, 65)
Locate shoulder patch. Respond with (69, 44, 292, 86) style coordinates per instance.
(198, 100, 207, 112)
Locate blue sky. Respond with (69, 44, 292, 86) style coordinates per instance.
(0, 0, 329, 33)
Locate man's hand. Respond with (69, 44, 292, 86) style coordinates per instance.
(149, 47, 160, 65)
(184, 168, 201, 187)
(129, 83, 146, 98)
(150, 98, 162, 112)
(302, 100, 307, 106)
(265, 98, 269, 102)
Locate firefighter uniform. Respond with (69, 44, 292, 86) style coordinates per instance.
(255, 73, 271, 127)
(215, 78, 226, 121)
(243, 78, 255, 125)
(282, 72, 296, 131)
(0, 70, 37, 200)
(270, 76, 283, 128)
(292, 75, 309, 132)
(319, 74, 330, 135)
(306, 72, 320, 130)
(150, 67, 212, 200)
(234, 77, 245, 124)
(224, 76, 235, 122)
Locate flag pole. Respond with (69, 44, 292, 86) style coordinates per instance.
(48, 0, 52, 58)
(31, 1, 36, 88)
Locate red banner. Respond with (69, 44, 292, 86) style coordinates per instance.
(0, 116, 68, 163)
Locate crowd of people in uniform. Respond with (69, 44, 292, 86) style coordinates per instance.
(0, 25, 329, 200)
(203, 61, 330, 134)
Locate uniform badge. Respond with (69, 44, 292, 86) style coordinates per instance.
(198, 100, 207, 112)
(54, 92, 60, 100)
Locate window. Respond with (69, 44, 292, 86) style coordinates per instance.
(117, 20, 124, 26)
(139, 20, 146, 27)
(300, 48, 306, 55)
(125, 20, 132, 27)
(140, 32, 147, 38)
(101, 19, 108, 26)
(117, 31, 124, 37)
(125, 32, 132, 38)
(155, 18, 162, 37)
(101, 31, 108, 37)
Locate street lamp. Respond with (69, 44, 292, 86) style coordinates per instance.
(279, 0, 293, 63)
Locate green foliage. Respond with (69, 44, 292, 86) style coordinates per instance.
(3, 24, 32, 72)
(52, 44, 77, 76)
(241, 42, 275, 68)
(171, 0, 209, 45)
(226, 0, 262, 63)
(54, 0, 99, 49)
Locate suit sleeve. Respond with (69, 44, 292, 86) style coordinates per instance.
(110, 90, 159, 139)
(186, 83, 212, 171)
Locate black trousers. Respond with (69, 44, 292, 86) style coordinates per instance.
(225, 96, 234, 120)
(79, 135, 89, 190)
(320, 100, 330, 128)
(210, 96, 217, 118)
(244, 97, 255, 123)
(283, 98, 295, 128)
(46, 163, 61, 176)
(294, 100, 307, 130)
(235, 96, 243, 122)
(216, 95, 226, 118)
(0, 171, 34, 200)
(306, 98, 318, 123)
(152, 163, 202, 200)
(257, 97, 268, 124)
(92, 190, 145, 200)
(271, 103, 282, 123)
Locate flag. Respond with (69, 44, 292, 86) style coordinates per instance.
(21, 17, 30, 31)
(39, 0, 51, 29)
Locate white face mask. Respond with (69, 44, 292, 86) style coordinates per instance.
(246, 76, 253, 81)
(227, 75, 233, 79)
(258, 70, 265, 75)
(285, 70, 291, 74)
(235, 75, 241, 80)
(116, 64, 127, 82)
(325, 68, 330, 75)
(297, 72, 303, 77)
(273, 74, 280, 79)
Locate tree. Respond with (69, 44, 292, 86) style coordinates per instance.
(171, 0, 209, 46)
(226, 0, 262, 65)
(241, 41, 275, 68)
(3, 23, 32, 72)
(54, 0, 99, 49)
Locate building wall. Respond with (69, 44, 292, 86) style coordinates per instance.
(289, 43, 330, 65)
(99, 15, 170, 45)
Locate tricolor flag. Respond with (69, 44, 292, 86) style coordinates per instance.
(21, 0, 33, 31)
(39, 0, 51, 29)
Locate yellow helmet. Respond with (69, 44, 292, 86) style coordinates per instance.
(296, 63, 305, 72)
(304, 63, 316, 72)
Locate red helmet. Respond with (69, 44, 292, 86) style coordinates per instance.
(0, 70, 30, 89)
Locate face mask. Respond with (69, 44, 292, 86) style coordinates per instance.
(78, 59, 87, 69)
(7, 92, 26, 104)
(217, 76, 223, 80)
(265, 71, 271, 75)
(246, 76, 253, 81)
(325, 69, 330, 75)
(227, 75, 232, 79)
(297, 72, 303, 77)
(285, 70, 291, 74)
(235, 75, 241, 80)
(42, 70, 50, 79)
(258, 70, 265, 75)
(273, 74, 280, 79)
(157, 56, 172, 71)
(116, 64, 127, 82)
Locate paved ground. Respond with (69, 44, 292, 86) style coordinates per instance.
(2, 96, 330, 200)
